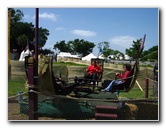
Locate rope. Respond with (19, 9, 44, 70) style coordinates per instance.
(8, 88, 158, 103)
(141, 50, 158, 59)
(25, 81, 38, 89)
(102, 69, 116, 76)
(146, 78, 158, 84)
(8, 91, 28, 99)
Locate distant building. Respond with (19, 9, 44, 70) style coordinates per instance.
(57, 52, 80, 62)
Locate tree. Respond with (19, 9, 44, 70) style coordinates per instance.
(9, 8, 50, 57)
(125, 39, 142, 60)
(98, 41, 110, 57)
(38, 27, 49, 48)
(97, 42, 124, 60)
(17, 34, 28, 51)
(53, 39, 95, 56)
(141, 45, 158, 61)
(8, 8, 24, 53)
(40, 48, 54, 55)
(72, 39, 95, 56)
(53, 40, 72, 53)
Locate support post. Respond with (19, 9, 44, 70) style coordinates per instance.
(145, 78, 149, 98)
(28, 57, 38, 120)
(28, 8, 39, 120)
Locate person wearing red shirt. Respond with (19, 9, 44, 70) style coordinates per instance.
(101, 63, 131, 95)
(84, 60, 102, 81)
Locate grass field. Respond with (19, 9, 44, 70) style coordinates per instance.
(9, 61, 156, 99)
(8, 80, 154, 99)
(8, 80, 27, 96)
(53, 62, 87, 66)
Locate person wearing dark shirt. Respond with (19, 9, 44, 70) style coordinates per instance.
(153, 63, 158, 82)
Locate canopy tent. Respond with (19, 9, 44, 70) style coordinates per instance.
(57, 52, 72, 57)
(57, 52, 80, 62)
(19, 49, 32, 61)
(57, 52, 81, 58)
(98, 54, 105, 59)
(81, 53, 97, 61)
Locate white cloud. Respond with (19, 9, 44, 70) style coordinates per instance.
(109, 36, 136, 49)
(39, 12, 57, 22)
(71, 29, 96, 37)
(24, 12, 58, 22)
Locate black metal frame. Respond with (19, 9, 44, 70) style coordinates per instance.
(73, 58, 104, 92)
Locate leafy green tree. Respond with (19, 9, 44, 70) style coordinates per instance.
(98, 41, 110, 57)
(9, 8, 24, 53)
(141, 45, 158, 61)
(38, 27, 49, 48)
(125, 39, 142, 60)
(53, 39, 95, 56)
(9, 8, 50, 57)
(53, 40, 72, 53)
(8, 8, 24, 24)
(97, 42, 124, 60)
(40, 48, 54, 55)
(72, 39, 95, 56)
(17, 34, 28, 51)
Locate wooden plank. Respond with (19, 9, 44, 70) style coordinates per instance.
(95, 113, 117, 119)
(96, 105, 117, 110)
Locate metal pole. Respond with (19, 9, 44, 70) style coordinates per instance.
(8, 11, 11, 65)
(145, 78, 149, 98)
(28, 57, 37, 120)
(35, 8, 39, 65)
(28, 8, 39, 120)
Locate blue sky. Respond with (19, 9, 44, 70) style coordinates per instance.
(15, 8, 158, 56)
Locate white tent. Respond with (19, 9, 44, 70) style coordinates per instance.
(57, 52, 80, 62)
(19, 49, 32, 61)
(98, 54, 105, 59)
(82, 53, 97, 61)
(125, 54, 130, 60)
(57, 52, 71, 57)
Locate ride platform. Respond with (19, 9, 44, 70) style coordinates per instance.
(19, 92, 122, 120)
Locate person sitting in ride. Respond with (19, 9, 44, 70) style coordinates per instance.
(101, 63, 131, 95)
(84, 60, 102, 82)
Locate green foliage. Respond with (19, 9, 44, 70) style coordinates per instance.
(53, 39, 95, 56)
(38, 27, 50, 48)
(9, 8, 50, 56)
(17, 34, 28, 50)
(40, 48, 54, 55)
(98, 41, 125, 60)
(125, 39, 142, 60)
(53, 40, 72, 53)
(98, 41, 110, 57)
(141, 45, 158, 61)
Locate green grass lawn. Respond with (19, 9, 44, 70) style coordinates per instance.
(8, 80, 27, 96)
(53, 62, 87, 66)
(119, 88, 147, 99)
(8, 80, 154, 99)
